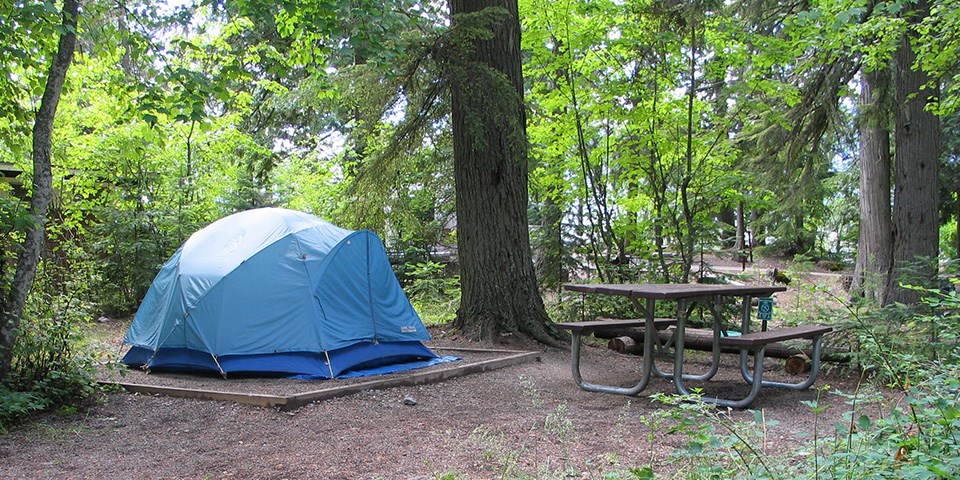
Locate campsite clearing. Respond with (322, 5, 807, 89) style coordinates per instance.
(0, 318, 876, 479)
(1, 261, 875, 478)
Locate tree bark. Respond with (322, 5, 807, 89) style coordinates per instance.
(956, 183, 960, 259)
(533, 194, 564, 287)
(885, 0, 940, 305)
(733, 201, 744, 252)
(851, 68, 893, 304)
(448, 0, 561, 346)
(0, 0, 79, 380)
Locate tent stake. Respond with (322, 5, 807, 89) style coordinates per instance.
(323, 351, 335, 379)
(142, 349, 160, 373)
(210, 355, 227, 379)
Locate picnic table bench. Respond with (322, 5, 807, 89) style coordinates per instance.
(718, 324, 832, 404)
(554, 318, 676, 335)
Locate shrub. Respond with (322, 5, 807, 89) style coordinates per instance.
(809, 361, 960, 479)
(650, 284, 960, 479)
(1, 266, 100, 432)
(405, 261, 460, 326)
(87, 205, 181, 315)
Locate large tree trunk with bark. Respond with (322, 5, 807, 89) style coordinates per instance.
(0, 0, 79, 380)
(885, 0, 940, 305)
(448, 0, 560, 346)
(851, 68, 893, 304)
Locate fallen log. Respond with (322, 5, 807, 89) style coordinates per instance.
(784, 354, 812, 374)
(605, 327, 847, 362)
(608, 336, 643, 354)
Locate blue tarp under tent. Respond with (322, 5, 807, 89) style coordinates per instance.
(121, 207, 456, 379)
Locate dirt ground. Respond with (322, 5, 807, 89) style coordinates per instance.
(0, 337, 871, 479)
(0, 261, 872, 479)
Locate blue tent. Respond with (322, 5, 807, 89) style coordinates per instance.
(122, 207, 453, 379)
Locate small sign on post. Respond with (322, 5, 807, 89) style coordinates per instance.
(758, 297, 773, 330)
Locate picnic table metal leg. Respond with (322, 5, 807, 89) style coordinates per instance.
(672, 305, 687, 387)
(734, 295, 827, 391)
(697, 298, 724, 381)
(675, 345, 766, 409)
(738, 295, 754, 384)
(739, 334, 828, 390)
(655, 298, 722, 382)
(702, 347, 767, 409)
(673, 294, 769, 408)
(636, 298, 680, 381)
(567, 302, 657, 396)
(657, 327, 677, 354)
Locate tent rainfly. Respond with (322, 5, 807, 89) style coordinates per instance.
(122, 207, 454, 379)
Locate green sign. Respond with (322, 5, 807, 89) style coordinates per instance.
(758, 297, 774, 321)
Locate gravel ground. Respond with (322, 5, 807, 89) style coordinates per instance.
(1, 262, 868, 479)
(0, 331, 869, 479)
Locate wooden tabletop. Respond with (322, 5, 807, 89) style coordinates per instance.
(562, 283, 786, 299)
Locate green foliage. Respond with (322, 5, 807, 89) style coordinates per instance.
(647, 366, 960, 479)
(0, 1, 60, 152)
(87, 206, 180, 315)
(812, 367, 960, 479)
(405, 261, 459, 326)
(942, 221, 958, 259)
(266, 0, 419, 72)
(646, 391, 778, 478)
(915, 0, 960, 115)
(820, 280, 960, 381)
(0, 192, 36, 291)
(650, 283, 960, 479)
(807, 268, 960, 476)
(0, 385, 42, 432)
(520, 0, 862, 283)
(1, 263, 99, 433)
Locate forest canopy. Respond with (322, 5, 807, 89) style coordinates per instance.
(0, 0, 957, 341)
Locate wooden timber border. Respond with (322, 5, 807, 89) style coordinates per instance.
(98, 347, 539, 411)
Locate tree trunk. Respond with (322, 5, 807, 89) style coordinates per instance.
(885, 0, 940, 305)
(734, 201, 745, 252)
(678, 19, 699, 284)
(718, 205, 736, 250)
(0, 0, 79, 380)
(533, 194, 564, 287)
(953, 185, 960, 258)
(851, 68, 893, 304)
(448, 0, 560, 346)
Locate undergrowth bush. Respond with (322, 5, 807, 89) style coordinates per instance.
(88, 205, 181, 316)
(0, 263, 100, 433)
(648, 360, 960, 479)
(406, 261, 460, 326)
(648, 280, 960, 479)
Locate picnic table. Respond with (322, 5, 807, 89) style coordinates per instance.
(556, 283, 832, 408)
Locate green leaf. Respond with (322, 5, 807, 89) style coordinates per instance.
(629, 466, 655, 479)
(856, 414, 872, 431)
